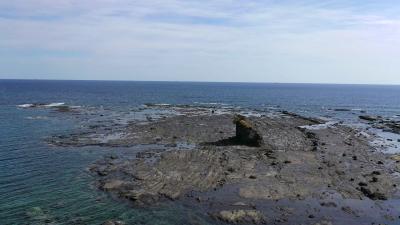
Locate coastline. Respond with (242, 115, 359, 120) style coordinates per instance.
(36, 103, 400, 225)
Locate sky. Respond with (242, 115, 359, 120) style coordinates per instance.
(0, 0, 399, 84)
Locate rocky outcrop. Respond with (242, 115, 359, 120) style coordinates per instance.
(233, 115, 263, 147)
(54, 105, 72, 112)
(92, 148, 229, 204)
(357, 115, 400, 134)
(359, 115, 379, 121)
(53, 106, 399, 225)
(386, 122, 400, 134)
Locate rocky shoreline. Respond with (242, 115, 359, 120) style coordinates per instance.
(42, 105, 400, 225)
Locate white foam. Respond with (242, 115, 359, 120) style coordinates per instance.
(370, 130, 400, 154)
(357, 131, 371, 138)
(44, 102, 65, 107)
(155, 103, 170, 106)
(299, 121, 337, 130)
(239, 111, 263, 117)
(194, 102, 228, 106)
(17, 104, 34, 108)
(26, 116, 48, 120)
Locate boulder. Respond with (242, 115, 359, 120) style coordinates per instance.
(213, 210, 265, 224)
(233, 115, 263, 147)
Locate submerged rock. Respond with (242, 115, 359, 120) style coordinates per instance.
(102, 220, 125, 225)
(101, 180, 124, 190)
(26, 207, 46, 219)
(25, 206, 55, 224)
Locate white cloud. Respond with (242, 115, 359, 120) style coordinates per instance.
(0, 0, 400, 84)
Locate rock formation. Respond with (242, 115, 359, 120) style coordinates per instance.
(233, 115, 263, 147)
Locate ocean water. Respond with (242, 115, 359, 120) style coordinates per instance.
(1, 79, 400, 225)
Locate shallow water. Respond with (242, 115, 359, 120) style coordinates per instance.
(1, 80, 400, 224)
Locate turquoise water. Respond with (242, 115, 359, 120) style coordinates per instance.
(0, 105, 216, 225)
(1, 80, 400, 224)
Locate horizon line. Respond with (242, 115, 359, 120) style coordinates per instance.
(1, 78, 399, 86)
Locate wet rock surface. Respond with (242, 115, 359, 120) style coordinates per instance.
(47, 106, 400, 225)
(360, 115, 400, 134)
(359, 115, 379, 122)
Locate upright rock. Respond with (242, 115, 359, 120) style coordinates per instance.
(234, 115, 263, 147)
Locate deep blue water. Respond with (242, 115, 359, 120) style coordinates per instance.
(1, 79, 400, 225)
(2, 80, 400, 118)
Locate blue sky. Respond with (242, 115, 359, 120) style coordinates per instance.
(0, 0, 399, 84)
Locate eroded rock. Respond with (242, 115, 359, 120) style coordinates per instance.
(234, 115, 263, 147)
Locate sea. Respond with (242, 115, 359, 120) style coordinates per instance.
(1, 79, 400, 225)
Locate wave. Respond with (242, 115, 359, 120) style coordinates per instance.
(144, 103, 171, 107)
(44, 102, 65, 107)
(25, 116, 48, 120)
(299, 121, 338, 130)
(17, 102, 66, 108)
(194, 102, 229, 106)
(17, 104, 35, 108)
